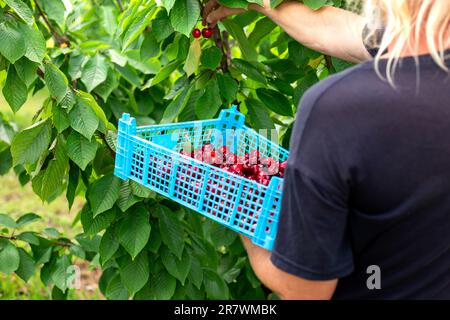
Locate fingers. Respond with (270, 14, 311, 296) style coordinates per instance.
(206, 6, 246, 28)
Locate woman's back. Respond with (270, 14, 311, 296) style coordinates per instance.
(273, 52, 450, 299)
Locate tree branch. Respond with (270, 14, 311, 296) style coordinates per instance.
(324, 55, 334, 70)
(35, 0, 68, 46)
(117, 0, 124, 12)
(0, 234, 72, 247)
(213, 27, 229, 73)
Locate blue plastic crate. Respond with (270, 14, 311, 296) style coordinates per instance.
(114, 105, 289, 250)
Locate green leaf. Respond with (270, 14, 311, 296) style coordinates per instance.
(52, 103, 70, 133)
(130, 180, 154, 198)
(51, 255, 72, 291)
(16, 232, 40, 245)
(60, 89, 76, 111)
(232, 58, 266, 84)
(101, 6, 117, 36)
(11, 119, 52, 166)
(304, 0, 328, 10)
(160, 85, 192, 124)
(33, 137, 68, 202)
(51, 286, 68, 300)
(149, 60, 181, 87)
(14, 57, 37, 87)
(217, 0, 249, 8)
(15, 248, 35, 282)
(157, 205, 184, 259)
(76, 91, 109, 131)
(41, 0, 66, 28)
(152, 10, 174, 42)
(99, 225, 120, 265)
(30, 241, 52, 265)
(146, 226, 161, 254)
(66, 164, 79, 210)
(0, 149, 12, 175)
(66, 131, 98, 170)
(161, 246, 191, 285)
(217, 73, 238, 102)
(0, 241, 20, 274)
(16, 213, 41, 228)
(5, 0, 34, 25)
(188, 255, 203, 289)
(256, 88, 293, 116)
(122, 6, 156, 50)
(116, 64, 142, 86)
(69, 98, 99, 140)
(162, 0, 177, 13)
(195, 79, 221, 119)
(203, 269, 230, 299)
(2, 66, 27, 112)
(0, 213, 17, 229)
(0, 21, 25, 63)
(81, 205, 116, 236)
(222, 19, 257, 61)
(140, 32, 160, 60)
(152, 268, 177, 299)
(201, 46, 222, 70)
(120, 251, 150, 295)
(88, 173, 121, 217)
(44, 63, 69, 103)
(68, 54, 88, 80)
(94, 69, 119, 102)
(81, 55, 108, 92)
(183, 39, 201, 76)
(248, 17, 276, 46)
(43, 227, 61, 238)
(117, 180, 140, 212)
(69, 244, 85, 259)
(105, 274, 129, 300)
(245, 98, 275, 130)
(75, 234, 101, 253)
(118, 204, 151, 259)
(331, 56, 354, 72)
(169, 0, 201, 36)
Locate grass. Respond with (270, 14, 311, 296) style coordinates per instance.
(0, 91, 103, 300)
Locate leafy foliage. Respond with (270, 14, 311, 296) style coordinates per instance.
(0, 0, 349, 299)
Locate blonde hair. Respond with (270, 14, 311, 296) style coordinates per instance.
(354, 0, 450, 84)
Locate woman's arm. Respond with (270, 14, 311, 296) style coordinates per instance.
(204, 0, 372, 63)
(240, 236, 338, 300)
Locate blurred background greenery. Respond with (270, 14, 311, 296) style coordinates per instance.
(0, 91, 102, 299)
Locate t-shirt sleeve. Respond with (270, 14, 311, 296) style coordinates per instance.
(270, 81, 355, 281)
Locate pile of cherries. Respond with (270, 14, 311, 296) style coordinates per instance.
(192, 27, 213, 39)
(192, 21, 213, 39)
(179, 145, 287, 186)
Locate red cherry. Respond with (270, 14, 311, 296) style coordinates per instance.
(231, 164, 244, 175)
(202, 144, 214, 152)
(237, 156, 246, 165)
(219, 146, 228, 154)
(202, 27, 213, 38)
(280, 161, 287, 172)
(192, 28, 201, 38)
(180, 150, 191, 157)
(225, 153, 237, 164)
(249, 150, 260, 165)
(193, 149, 203, 161)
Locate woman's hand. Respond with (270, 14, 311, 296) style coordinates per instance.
(202, 0, 269, 28)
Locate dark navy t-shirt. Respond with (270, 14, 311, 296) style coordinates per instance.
(271, 52, 450, 299)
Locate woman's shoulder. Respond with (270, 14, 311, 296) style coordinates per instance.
(298, 62, 377, 120)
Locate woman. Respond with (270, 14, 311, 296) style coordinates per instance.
(204, 1, 450, 299)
